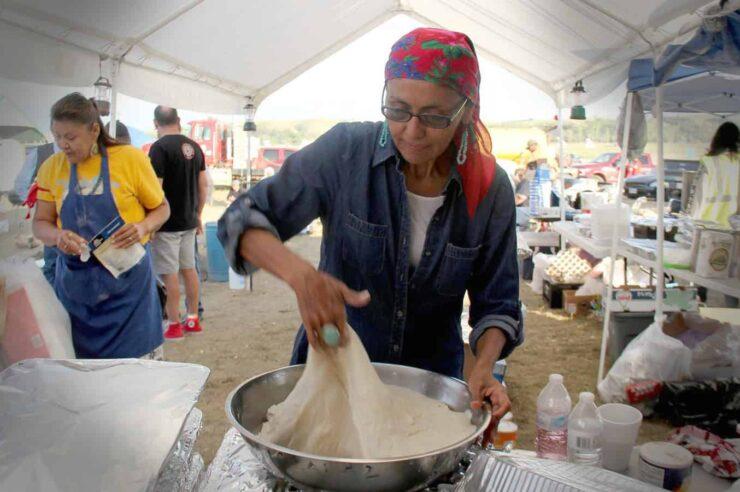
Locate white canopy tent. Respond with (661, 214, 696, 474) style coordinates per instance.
(0, 0, 719, 116)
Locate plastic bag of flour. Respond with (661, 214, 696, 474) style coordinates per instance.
(0, 258, 75, 366)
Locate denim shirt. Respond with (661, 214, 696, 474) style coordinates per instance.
(218, 122, 523, 379)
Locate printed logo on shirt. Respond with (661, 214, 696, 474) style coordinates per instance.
(181, 143, 195, 160)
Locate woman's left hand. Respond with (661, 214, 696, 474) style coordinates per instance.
(112, 222, 148, 248)
(467, 361, 511, 445)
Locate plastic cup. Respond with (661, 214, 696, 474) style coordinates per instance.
(598, 403, 643, 472)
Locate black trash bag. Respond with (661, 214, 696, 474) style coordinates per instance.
(655, 378, 740, 438)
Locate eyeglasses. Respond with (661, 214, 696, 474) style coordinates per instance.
(381, 88, 468, 129)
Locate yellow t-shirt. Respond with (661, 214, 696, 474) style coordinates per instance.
(518, 149, 542, 169)
(36, 145, 164, 243)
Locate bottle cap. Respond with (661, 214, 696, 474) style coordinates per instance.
(579, 391, 595, 403)
(549, 374, 563, 384)
(497, 420, 518, 433)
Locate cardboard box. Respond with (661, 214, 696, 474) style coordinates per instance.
(543, 278, 583, 309)
(606, 286, 699, 312)
(692, 228, 734, 278)
(563, 290, 599, 317)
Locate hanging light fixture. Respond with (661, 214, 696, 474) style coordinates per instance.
(92, 76, 112, 116)
(92, 56, 112, 116)
(569, 80, 587, 120)
(243, 99, 257, 132)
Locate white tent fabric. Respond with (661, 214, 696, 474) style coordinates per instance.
(0, 0, 717, 113)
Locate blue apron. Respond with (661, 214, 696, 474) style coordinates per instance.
(55, 147, 163, 358)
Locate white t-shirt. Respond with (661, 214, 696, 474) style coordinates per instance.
(406, 191, 445, 267)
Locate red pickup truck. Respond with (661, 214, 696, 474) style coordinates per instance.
(251, 147, 297, 178)
(570, 152, 653, 183)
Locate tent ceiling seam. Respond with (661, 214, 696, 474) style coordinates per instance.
(429, 0, 568, 73)
(252, 8, 399, 103)
(521, 0, 599, 51)
(404, 9, 556, 99)
(129, 40, 255, 94)
(120, 61, 248, 101)
(553, 13, 707, 94)
(0, 17, 248, 99)
(128, 0, 205, 45)
(574, 0, 655, 49)
(450, 0, 586, 63)
(0, 1, 127, 56)
(0, 0, 252, 95)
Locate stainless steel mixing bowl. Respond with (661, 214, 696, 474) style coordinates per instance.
(226, 363, 490, 492)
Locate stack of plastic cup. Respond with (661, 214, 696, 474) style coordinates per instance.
(598, 403, 643, 472)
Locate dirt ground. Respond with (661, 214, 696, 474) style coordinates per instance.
(164, 194, 672, 465)
(0, 192, 672, 467)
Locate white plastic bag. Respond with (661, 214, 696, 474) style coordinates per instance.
(598, 316, 692, 403)
(530, 253, 554, 294)
(674, 313, 740, 380)
(575, 276, 604, 296)
(0, 258, 75, 366)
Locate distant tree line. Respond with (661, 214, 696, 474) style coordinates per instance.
(252, 115, 731, 147)
(488, 115, 728, 144)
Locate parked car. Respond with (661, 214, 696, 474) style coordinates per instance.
(250, 147, 298, 179)
(570, 152, 653, 183)
(623, 159, 700, 199)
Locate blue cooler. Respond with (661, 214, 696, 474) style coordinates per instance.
(205, 222, 229, 282)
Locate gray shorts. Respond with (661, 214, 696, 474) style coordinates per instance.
(151, 229, 197, 275)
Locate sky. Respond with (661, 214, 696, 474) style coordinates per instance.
(0, 13, 623, 137)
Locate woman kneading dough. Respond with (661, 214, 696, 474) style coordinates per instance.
(218, 28, 523, 431)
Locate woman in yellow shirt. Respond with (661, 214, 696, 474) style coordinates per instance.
(33, 93, 170, 358)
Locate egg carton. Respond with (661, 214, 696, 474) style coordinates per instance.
(546, 250, 591, 283)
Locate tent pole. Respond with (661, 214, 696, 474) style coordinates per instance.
(655, 85, 666, 323)
(598, 91, 634, 384)
(558, 107, 566, 249)
(108, 59, 119, 139)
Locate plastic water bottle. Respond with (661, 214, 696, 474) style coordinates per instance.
(536, 374, 572, 460)
(529, 168, 543, 214)
(567, 392, 603, 466)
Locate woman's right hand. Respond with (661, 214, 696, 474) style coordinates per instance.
(290, 266, 370, 349)
(56, 229, 87, 255)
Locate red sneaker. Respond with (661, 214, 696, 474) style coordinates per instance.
(184, 316, 202, 334)
(164, 322, 184, 341)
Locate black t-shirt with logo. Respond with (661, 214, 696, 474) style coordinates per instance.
(149, 134, 205, 232)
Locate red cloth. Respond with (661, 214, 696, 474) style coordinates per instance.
(385, 28, 496, 217)
(669, 425, 739, 479)
(21, 182, 46, 219)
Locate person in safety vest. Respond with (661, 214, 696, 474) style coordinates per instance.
(691, 122, 739, 227)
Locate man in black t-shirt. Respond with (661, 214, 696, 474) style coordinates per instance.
(149, 106, 208, 340)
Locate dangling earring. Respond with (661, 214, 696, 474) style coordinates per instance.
(379, 121, 389, 147)
(456, 126, 469, 165)
(91, 142, 99, 156)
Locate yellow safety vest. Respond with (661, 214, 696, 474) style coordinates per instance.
(694, 153, 739, 227)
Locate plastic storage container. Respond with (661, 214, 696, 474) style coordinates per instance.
(536, 373, 572, 461)
(608, 312, 654, 361)
(591, 203, 631, 244)
(205, 222, 229, 282)
(567, 392, 603, 466)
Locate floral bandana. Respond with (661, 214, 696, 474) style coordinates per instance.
(385, 28, 496, 218)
